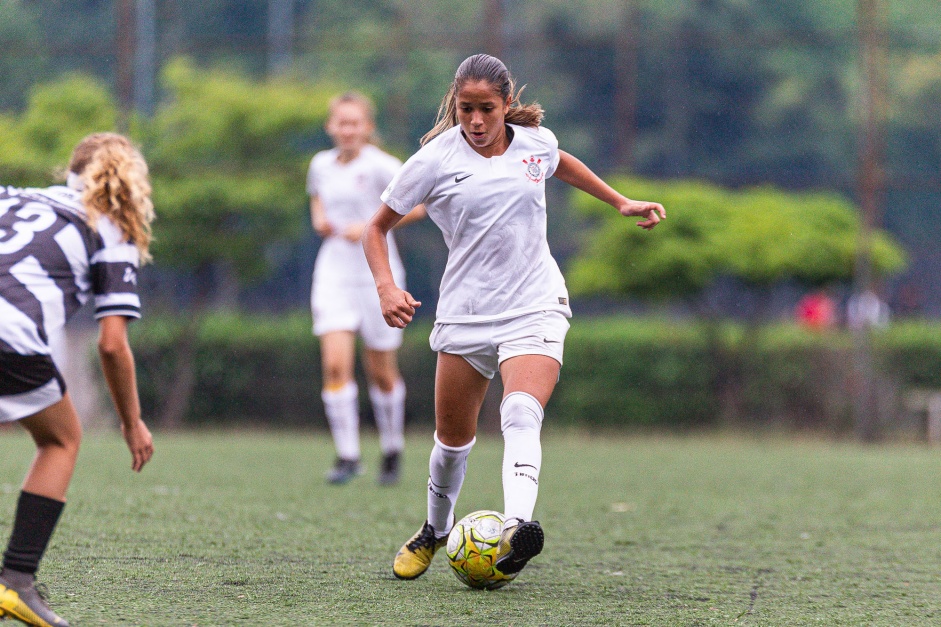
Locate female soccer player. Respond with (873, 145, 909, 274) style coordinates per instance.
(308, 92, 424, 485)
(0, 132, 155, 626)
(363, 54, 665, 580)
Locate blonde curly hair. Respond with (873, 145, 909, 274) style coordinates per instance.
(68, 133, 155, 264)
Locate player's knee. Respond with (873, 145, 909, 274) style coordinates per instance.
(32, 424, 82, 456)
(322, 370, 353, 391)
(500, 392, 544, 434)
(368, 370, 398, 392)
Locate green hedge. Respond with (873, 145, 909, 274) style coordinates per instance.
(127, 313, 941, 433)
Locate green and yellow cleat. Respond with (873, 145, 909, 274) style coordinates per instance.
(494, 518, 544, 576)
(392, 520, 448, 580)
(0, 575, 69, 627)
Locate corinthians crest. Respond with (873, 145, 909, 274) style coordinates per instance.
(523, 156, 544, 183)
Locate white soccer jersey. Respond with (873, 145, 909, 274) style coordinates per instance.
(308, 144, 405, 286)
(381, 124, 571, 324)
(0, 185, 142, 357)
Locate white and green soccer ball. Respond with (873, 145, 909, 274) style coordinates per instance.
(446, 510, 518, 590)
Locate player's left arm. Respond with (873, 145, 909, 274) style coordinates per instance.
(554, 150, 666, 230)
(98, 315, 154, 472)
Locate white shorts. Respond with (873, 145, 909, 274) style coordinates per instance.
(311, 279, 403, 351)
(0, 353, 66, 423)
(429, 311, 570, 380)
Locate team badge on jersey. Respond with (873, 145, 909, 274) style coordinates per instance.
(523, 156, 544, 183)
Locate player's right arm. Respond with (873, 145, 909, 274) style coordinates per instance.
(310, 195, 334, 238)
(363, 203, 421, 328)
(97, 315, 153, 472)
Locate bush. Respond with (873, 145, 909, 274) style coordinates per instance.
(127, 312, 941, 434)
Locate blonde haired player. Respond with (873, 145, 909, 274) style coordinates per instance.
(364, 54, 665, 581)
(308, 92, 424, 485)
(0, 133, 156, 626)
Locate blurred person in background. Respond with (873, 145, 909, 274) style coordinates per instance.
(363, 54, 665, 582)
(0, 133, 155, 627)
(795, 288, 837, 331)
(307, 92, 425, 486)
(847, 289, 890, 329)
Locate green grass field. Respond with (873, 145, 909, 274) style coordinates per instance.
(1, 430, 940, 626)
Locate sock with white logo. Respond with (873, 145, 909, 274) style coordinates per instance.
(501, 392, 544, 521)
(369, 380, 406, 456)
(322, 382, 360, 461)
(427, 432, 475, 537)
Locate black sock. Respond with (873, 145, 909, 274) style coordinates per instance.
(3, 491, 65, 575)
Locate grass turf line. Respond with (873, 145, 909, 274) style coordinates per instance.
(0, 431, 939, 625)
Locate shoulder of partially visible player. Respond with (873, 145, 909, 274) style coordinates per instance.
(364, 145, 404, 171)
(511, 124, 558, 150)
(397, 131, 458, 182)
(310, 148, 337, 171)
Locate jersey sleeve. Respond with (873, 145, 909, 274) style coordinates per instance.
(377, 151, 404, 186)
(90, 219, 142, 320)
(305, 155, 319, 197)
(380, 148, 436, 216)
(537, 126, 561, 179)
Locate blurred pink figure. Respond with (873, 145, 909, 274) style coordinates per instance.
(796, 290, 836, 330)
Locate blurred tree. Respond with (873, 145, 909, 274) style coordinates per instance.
(567, 173, 907, 426)
(892, 51, 941, 177)
(567, 176, 906, 310)
(138, 58, 334, 426)
(0, 74, 118, 185)
(0, 61, 337, 426)
(0, 0, 48, 110)
(144, 58, 331, 287)
(2, 0, 938, 316)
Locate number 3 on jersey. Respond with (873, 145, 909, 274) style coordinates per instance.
(0, 202, 58, 254)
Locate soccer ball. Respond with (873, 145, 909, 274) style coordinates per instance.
(446, 510, 518, 590)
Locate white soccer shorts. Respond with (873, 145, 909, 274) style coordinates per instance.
(311, 279, 404, 351)
(429, 310, 570, 379)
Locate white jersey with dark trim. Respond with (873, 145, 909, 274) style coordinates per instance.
(381, 124, 571, 324)
(0, 185, 141, 356)
(308, 144, 405, 287)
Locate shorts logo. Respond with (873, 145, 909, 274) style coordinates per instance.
(523, 156, 544, 183)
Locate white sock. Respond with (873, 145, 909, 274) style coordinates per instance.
(427, 432, 475, 536)
(369, 380, 405, 455)
(501, 392, 544, 522)
(322, 382, 360, 461)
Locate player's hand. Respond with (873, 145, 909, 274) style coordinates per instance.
(121, 418, 154, 472)
(377, 283, 421, 328)
(618, 199, 666, 230)
(313, 216, 335, 238)
(343, 222, 366, 242)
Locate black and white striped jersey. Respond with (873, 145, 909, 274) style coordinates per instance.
(0, 185, 141, 357)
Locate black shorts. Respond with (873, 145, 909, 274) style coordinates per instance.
(0, 352, 67, 422)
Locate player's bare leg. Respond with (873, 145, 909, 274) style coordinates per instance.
(19, 395, 82, 501)
(393, 353, 488, 579)
(493, 355, 559, 576)
(0, 396, 80, 627)
(319, 331, 363, 483)
(364, 348, 405, 485)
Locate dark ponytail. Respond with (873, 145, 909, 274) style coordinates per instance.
(421, 54, 544, 145)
